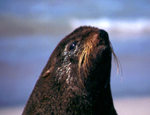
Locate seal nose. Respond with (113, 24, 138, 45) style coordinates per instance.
(99, 30, 109, 45)
(99, 30, 108, 40)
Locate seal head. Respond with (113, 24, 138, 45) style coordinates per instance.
(22, 26, 117, 115)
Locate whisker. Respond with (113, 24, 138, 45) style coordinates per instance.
(109, 41, 123, 76)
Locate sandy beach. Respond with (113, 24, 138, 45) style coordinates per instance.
(0, 96, 150, 115)
(114, 97, 150, 115)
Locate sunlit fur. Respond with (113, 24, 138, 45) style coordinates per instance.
(79, 40, 93, 77)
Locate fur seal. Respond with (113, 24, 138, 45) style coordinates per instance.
(22, 26, 118, 115)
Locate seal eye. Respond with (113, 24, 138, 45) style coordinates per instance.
(69, 41, 78, 51)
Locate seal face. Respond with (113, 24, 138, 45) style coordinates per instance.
(22, 26, 117, 115)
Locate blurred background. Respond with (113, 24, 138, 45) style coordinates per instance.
(0, 0, 150, 115)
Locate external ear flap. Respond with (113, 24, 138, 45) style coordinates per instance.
(43, 65, 55, 78)
(43, 69, 51, 78)
(43, 66, 55, 78)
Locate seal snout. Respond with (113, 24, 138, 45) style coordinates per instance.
(99, 30, 108, 39)
(98, 30, 109, 45)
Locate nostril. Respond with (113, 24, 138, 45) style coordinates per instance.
(99, 39, 103, 43)
(99, 30, 108, 39)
